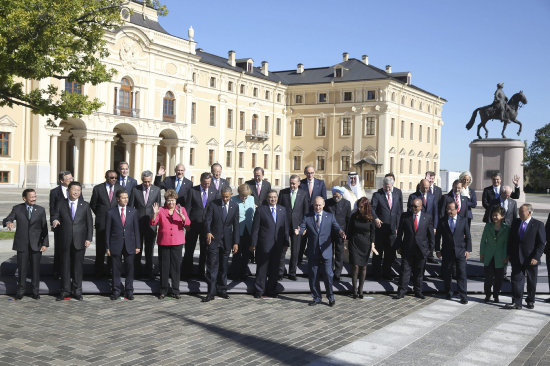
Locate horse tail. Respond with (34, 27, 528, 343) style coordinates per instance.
(466, 109, 478, 130)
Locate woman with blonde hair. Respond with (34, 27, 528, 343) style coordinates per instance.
(459, 171, 477, 227)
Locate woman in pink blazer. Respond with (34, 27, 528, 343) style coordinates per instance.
(151, 189, 191, 299)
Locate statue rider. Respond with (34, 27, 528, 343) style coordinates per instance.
(493, 82, 508, 121)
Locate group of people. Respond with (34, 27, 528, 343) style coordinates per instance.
(3, 162, 549, 309)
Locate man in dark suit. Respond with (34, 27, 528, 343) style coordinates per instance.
(425, 171, 442, 264)
(90, 170, 121, 277)
(129, 170, 162, 278)
(251, 190, 289, 298)
(440, 180, 469, 220)
(436, 201, 472, 304)
(407, 179, 438, 231)
(277, 174, 309, 280)
(182, 172, 217, 278)
(481, 172, 520, 220)
(51, 181, 93, 301)
(155, 163, 193, 212)
(210, 163, 230, 199)
(297, 196, 345, 307)
(324, 186, 351, 281)
(394, 198, 434, 299)
(203, 186, 240, 302)
(483, 185, 518, 225)
(371, 176, 403, 280)
(3, 189, 49, 299)
(105, 189, 141, 300)
(545, 213, 550, 303)
(506, 204, 546, 309)
(118, 161, 138, 201)
(246, 167, 271, 207)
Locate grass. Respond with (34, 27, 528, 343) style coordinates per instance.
(0, 231, 15, 239)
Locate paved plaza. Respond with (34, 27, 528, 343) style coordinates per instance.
(0, 188, 549, 365)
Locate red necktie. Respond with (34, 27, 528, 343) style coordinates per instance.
(387, 192, 392, 210)
(423, 194, 427, 207)
(257, 183, 261, 196)
(414, 214, 418, 232)
(121, 207, 126, 226)
(109, 185, 113, 202)
(455, 195, 460, 211)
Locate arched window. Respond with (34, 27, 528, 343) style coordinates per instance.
(410, 99, 414, 108)
(65, 80, 82, 94)
(252, 114, 258, 131)
(163, 91, 175, 122)
(115, 77, 133, 116)
(391, 92, 395, 102)
(401, 96, 405, 105)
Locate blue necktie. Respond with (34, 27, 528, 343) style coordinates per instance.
(27, 206, 32, 220)
(71, 202, 75, 219)
(202, 190, 207, 208)
(271, 207, 276, 222)
(449, 217, 455, 233)
(175, 179, 181, 193)
(519, 221, 527, 240)
(222, 203, 228, 221)
(316, 214, 321, 230)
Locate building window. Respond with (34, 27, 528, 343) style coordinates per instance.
(295, 94, 303, 104)
(319, 93, 327, 103)
(427, 127, 431, 143)
(390, 157, 394, 172)
(434, 162, 437, 172)
(426, 161, 430, 172)
(293, 156, 301, 171)
(163, 91, 175, 122)
(263, 154, 269, 169)
(391, 92, 395, 102)
(401, 96, 405, 105)
(265, 90, 270, 100)
(400, 182, 403, 190)
(400, 158, 404, 174)
(275, 155, 280, 170)
(208, 149, 215, 166)
(401, 120, 405, 138)
(251, 153, 257, 168)
(367, 90, 375, 100)
(0, 132, 9, 156)
(191, 102, 196, 124)
(117, 77, 133, 116)
(409, 182, 412, 190)
(418, 160, 422, 174)
(342, 118, 351, 136)
(0, 171, 8, 182)
(227, 109, 233, 129)
(253, 87, 258, 97)
(238, 152, 244, 168)
(410, 123, 414, 140)
(294, 119, 303, 137)
(252, 114, 258, 130)
(341, 156, 350, 171)
(240, 111, 245, 130)
(65, 80, 82, 94)
(226, 177, 232, 186)
(275, 179, 279, 186)
(240, 84, 245, 94)
(192, 72, 196, 82)
(419, 102, 423, 111)
(365, 117, 375, 136)
(317, 118, 326, 136)
(276, 118, 281, 135)
(226, 151, 232, 168)
(410, 99, 414, 108)
(191, 176, 194, 184)
(264, 116, 269, 132)
(409, 159, 413, 174)
(277, 93, 281, 103)
(238, 178, 244, 185)
(391, 118, 395, 137)
(419, 125, 423, 142)
(435, 129, 438, 144)
(210, 106, 216, 126)
(335, 68, 342, 77)
(316, 156, 325, 171)
(343, 91, 353, 102)
(189, 148, 195, 166)
(210, 77, 216, 88)
(228, 81, 234, 92)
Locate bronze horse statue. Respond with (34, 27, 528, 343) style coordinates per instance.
(466, 91, 527, 139)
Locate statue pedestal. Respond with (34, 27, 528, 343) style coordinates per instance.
(469, 139, 525, 203)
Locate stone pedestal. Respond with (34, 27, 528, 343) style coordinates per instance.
(469, 139, 525, 203)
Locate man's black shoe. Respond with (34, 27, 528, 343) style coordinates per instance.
(202, 295, 214, 303)
(414, 292, 426, 300)
(460, 298, 468, 305)
(308, 301, 320, 306)
(328, 300, 335, 307)
(504, 303, 522, 310)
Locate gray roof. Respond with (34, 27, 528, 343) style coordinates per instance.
(129, 12, 169, 35)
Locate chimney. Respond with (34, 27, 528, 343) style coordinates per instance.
(297, 63, 304, 74)
(228, 50, 236, 67)
(342, 52, 349, 62)
(385, 65, 392, 73)
(261, 61, 269, 76)
(362, 55, 369, 65)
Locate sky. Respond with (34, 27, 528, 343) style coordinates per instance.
(157, 0, 550, 172)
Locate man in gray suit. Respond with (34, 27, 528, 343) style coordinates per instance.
(211, 163, 230, 199)
(129, 170, 162, 278)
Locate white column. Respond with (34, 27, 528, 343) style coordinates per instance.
(134, 142, 142, 177)
(104, 139, 112, 171)
(152, 143, 158, 173)
(141, 143, 151, 173)
(165, 146, 171, 172)
(125, 143, 131, 164)
(175, 146, 182, 166)
(50, 134, 59, 185)
(73, 137, 81, 182)
(82, 138, 93, 185)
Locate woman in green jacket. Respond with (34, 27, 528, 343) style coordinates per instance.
(480, 206, 509, 303)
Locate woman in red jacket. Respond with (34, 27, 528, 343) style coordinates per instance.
(151, 189, 191, 299)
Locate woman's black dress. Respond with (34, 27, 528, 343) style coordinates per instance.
(347, 216, 375, 266)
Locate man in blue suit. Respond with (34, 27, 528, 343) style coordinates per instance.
(251, 190, 289, 298)
(297, 196, 346, 307)
(118, 162, 138, 201)
(105, 189, 141, 300)
(203, 186, 240, 302)
(436, 201, 472, 304)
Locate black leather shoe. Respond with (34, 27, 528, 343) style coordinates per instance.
(288, 275, 297, 281)
(74, 295, 83, 301)
(278, 275, 283, 281)
(526, 302, 534, 309)
(254, 293, 262, 299)
(14, 293, 23, 300)
(32, 294, 40, 300)
(358, 293, 364, 299)
(329, 300, 335, 307)
(494, 296, 500, 303)
(460, 298, 468, 304)
(202, 295, 214, 303)
(218, 293, 229, 299)
(484, 295, 491, 303)
(126, 294, 134, 301)
(110, 294, 119, 300)
(393, 293, 405, 300)
(445, 294, 452, 300)
(333, 275, 340, 282)
(504, 303, 522, 310)
(159, 294, 166, 300)
(352, 293, 358, 299)
(545, 298, 550, 303)
(308, 301, 320, 306)
(172, 294, 181, 300)
(414, 292, 426, 299)
(56, 293, 69, 301)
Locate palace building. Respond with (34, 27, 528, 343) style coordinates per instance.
(0, 2, 445, 191)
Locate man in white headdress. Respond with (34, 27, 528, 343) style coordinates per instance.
(342, 172, 366, 211)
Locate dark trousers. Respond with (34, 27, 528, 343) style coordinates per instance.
(332, 235, 345, 277)
(60, 243, 86, 296)
(135, 227, 157, 275)
(254, 245, 282, 296)
(372, 232, 396, 277)
(183, 222, 207, 276)
(16, 248, 42, 296)
(511, 262, 538, 306)
(483, 257, 504, 297)
(298, 235, 308, 263)
(206, 243, 230, 296)
(279, 233, 301, 277)
(308, 254, 334, 302)
(158, 244, 182, 295)
(398, 247, 426, 295)
(95, 228, 107, 271)
(442, 253, 467, 299)
(53, 228, 63, 276)
(230, 230, 251, 279)
(111, 249, 135, 296)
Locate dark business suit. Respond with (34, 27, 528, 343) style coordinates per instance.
(429, 184, 443, 209)
(394, 212, 434, 296)
(105, 206, 140, 297)
(182, 185, 217, 277)
(482, 185, 520, 213)
(211, 177, 230, 199)
(299, 178, 327, 211)
(277, 188, 308, 277)
(90, 182, 121, 274)
(325, 197, 351, 278)
(129, 184, 162, 275)
(246, 179, 271, 207)
(205, 199, 240, 296)
(118, 176, 138, 200)
(436, 215, 472, 300)
(51, 199, 93, 297)
(508, 217, 546, 307)
(3, 204, 49, 297)
(299, 211, 342, 303)
(408, 191, 439, 229)
(251, 205, 288, 296)
(371, 188, 403, 278)
(154, 174, 193, 213)
(462, 187, 477, 226)
(439, 192, 469, 220)
(484, 197, 518, 226)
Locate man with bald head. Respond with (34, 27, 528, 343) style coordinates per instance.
(483, 185, 517, 226)
(155, 163, 192, 213)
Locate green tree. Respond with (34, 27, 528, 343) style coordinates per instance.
(0, 0, 166, 125)
(524, 123, 550, 192)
